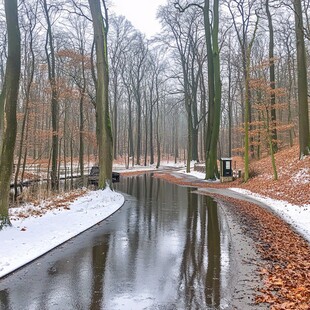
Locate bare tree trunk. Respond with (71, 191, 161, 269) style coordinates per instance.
(150, 102, 155, 165)
(0, 0, 21, 228)
(128, 94, 134, 159)
(14, 7, 36, 199)
(136, 93, 142, 166)
(266, 0, 278, 152)
(286, 40, 294, 147)
(294, 0, 310, 158)
(70, 135, 74, 189)
(89, 0, 113, 188)
(204, 0, 221, 180)
(186, 108, 192, 173)
(229, 2, 259, 181)
(113, 80, 118, 160)
(156, 96, 161, 169)
(227, 40, 232, 158)
(42, 0, 59, 191)
(174, 111, 179, 164)
(144, 91, 148, 166)
(79, 39, 87, 181)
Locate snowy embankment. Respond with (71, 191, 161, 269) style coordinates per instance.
(176, 169, 310, 243)
(113, 161, 187, 173)
(230, 188, 310, 243)
(0, 187, 124, 279)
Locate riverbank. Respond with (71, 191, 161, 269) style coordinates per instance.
(0, 187, 124, 279)
(154, 170, 310, 309)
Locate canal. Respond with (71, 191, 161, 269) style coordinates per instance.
(0, 174, 234, 310)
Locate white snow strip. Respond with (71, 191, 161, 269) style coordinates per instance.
(176, 168, 221, 183)
(291, 168, 310, 185)
(229, 187, 310, 243)
(0, 187, 124, 278)
(113, 161, 187, 173)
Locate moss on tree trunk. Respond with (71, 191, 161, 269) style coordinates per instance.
(0, 0, 21, 229)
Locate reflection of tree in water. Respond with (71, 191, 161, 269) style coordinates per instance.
(178, 190, 220, 309)
(205, 196, 220, 307)
(89, 236, 110, 309)
(0, 289, 10, 309)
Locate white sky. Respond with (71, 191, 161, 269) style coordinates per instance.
(110, 0, 167, 38)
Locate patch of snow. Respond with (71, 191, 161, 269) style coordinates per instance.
(113, 164, 157, 173)
(176, 168, 221, 183)
(178, 169, 205, 179)
(291, 168, 310, 185)
(160, 161, 187, 168)
(230, 187, 310, 243)
(113, 161, 187, 172)
(257, 173, 273, 180)
(0, 187, 124, 278)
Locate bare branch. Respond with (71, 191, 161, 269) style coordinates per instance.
(67, 0, 92, 22)
(174, 1, 204, 12)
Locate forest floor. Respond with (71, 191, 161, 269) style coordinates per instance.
(143, 144, 310, 309)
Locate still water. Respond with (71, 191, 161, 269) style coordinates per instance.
(0, 174, 233, 310)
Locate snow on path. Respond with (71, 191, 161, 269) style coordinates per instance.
(176, 168, 310, 243)
(230, 188, 310, 244)
(0, 188, 124, 278)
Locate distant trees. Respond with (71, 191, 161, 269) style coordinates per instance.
(171, 0, 222, 179)
(109, 16, 133, 160)
(250, 76, 284, 181)
(14, 0, 38, 199)
(159, 3, 206, 172)
(0, 0, 309, 216)
(227, 0, 260, 182)
(129, 33, 148, 166)
(0, 0, 21, 228)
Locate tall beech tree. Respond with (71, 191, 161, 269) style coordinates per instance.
(88, 0, 113, 188)
(293, 0, 310, 158)
(14, 0, 38, 199)
(0, 0, 21, 229)
(203, 0, 221, 180)
(265, 0, 278, 152)
(42, 0, 59, 190)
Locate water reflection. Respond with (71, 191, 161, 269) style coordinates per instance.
(89, 236, 110, 309)
(0, 174, 231, 310)
(176, 190, 221, 309)
(206, 196, 221, 307)
(115, 175, 226, 309)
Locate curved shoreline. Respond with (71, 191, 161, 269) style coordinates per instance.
(155, 171, 310, 308)
(0, 188, 125, 279)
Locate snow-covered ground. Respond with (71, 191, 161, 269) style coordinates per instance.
(113, 160, 187, 173)
(0, 187, 124, 279)
(230, 188, 310, 243)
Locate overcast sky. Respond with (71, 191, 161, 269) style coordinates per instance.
(110, 0, 167, 38)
